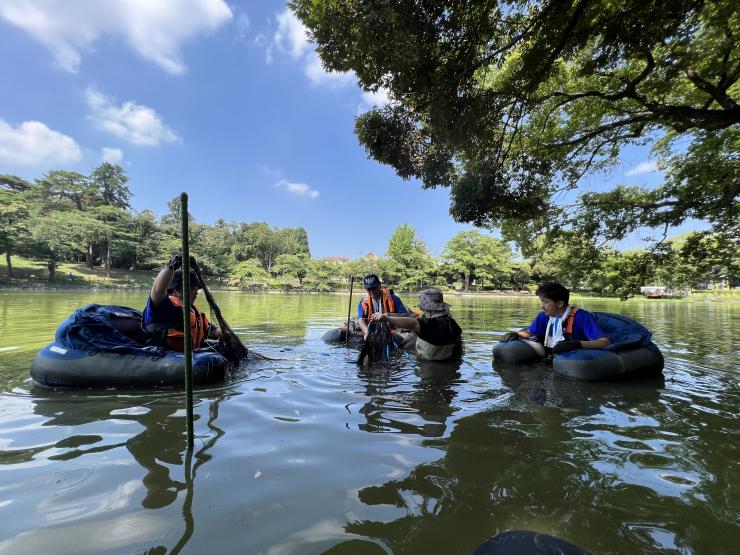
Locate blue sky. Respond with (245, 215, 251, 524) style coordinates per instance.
(0, 0, 697, 258)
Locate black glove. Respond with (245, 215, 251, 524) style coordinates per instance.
(167, 255, 197, 271)
(166, 255, 182, 270)
(502, 332, 521, 343)
(553, 339, 581, 353)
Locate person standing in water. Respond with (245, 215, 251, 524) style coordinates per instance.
(372, 288, 462, 361)
(356, 273, 412, 340)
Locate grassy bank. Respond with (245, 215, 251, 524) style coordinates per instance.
(1, 257, 736, 301)
(0, 257, 153, 289)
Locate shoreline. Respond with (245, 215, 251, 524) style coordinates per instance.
(0, 282, 736, 303)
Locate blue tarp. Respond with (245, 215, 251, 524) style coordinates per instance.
(55, 304, 167, 357)
(592, 312, 654, 351)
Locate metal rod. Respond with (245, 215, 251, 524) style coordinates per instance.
(180, 192, 194, 448)
(345, 276, 354, 347)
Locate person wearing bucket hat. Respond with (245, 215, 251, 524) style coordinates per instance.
(356, 274, 412, 340)
(371, 288, 462, 361)
(142, 255, 222, 351)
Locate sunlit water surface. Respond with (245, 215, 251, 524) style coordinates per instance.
(0, 291, 737, 554)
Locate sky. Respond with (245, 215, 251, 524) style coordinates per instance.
(0, 0, 699, 259)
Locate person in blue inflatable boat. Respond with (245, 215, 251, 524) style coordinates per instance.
(501, 282, 609, 354)
(356, 273, 413, 340)
(142, 255, 223, 352)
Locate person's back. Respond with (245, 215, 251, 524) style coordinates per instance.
(415, 312, 463, 361)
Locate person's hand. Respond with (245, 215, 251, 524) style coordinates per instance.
(166, 255, 182, 270)
(370, 313, 386, 322)
(553, 339, 581, 353)
(502, 331, 520, 343)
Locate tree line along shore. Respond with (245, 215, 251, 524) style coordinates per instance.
(1, 165, 736, 300)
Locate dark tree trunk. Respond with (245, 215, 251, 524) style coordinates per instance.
(464, 273, 470, 292)
(5, 249, 12, 277)
(47, 261, 57, 282)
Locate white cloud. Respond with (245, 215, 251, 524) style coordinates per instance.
(626, 160, 659, 176)
(274, 179, 319, 199)
(359, 87, 391, 110)
(271, 9, 355, 89)
(235, 12, 250, 42)
(101, 147, 123, 163)
(304, 52, 355, 88)
(0, 118, 81, 166)
(86, 88, 180, 146)
(0, 0, 232, 74)
(274, 9, 309, 60)
(254, 33, 273, 64)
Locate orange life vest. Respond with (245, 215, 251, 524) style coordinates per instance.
(361, 288, 396, 319)
(564, 306, 579, 337)
(165, 294, 210, 351)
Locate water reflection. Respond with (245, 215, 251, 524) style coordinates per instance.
(0, 388, 229, 554)
(493, 363, 665, 412)
(0, 292, 737, 553)
(337, 368, 733, 553)
(355, 357, 462, 437)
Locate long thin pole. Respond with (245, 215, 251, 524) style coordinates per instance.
(180, 192, 194, 448)
(345, 276, 354, 347)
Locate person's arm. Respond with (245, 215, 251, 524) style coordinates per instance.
(502, 313, 545, 342)
(357, 301, 370, 337)
(578, 311, 610, 349)
(207, 323, 223, 340)
(582, 337, 609, 349)
(554, 312, 611, 352)
(150, 267, 175, 306)
(553, 336, 609, 353)
(371, 312, 420, 334)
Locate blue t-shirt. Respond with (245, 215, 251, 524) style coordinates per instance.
(357, 292, 408, 319)
(143, 294, 183, 329)
(528, 308, 605, 342)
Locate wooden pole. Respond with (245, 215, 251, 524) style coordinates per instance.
(180, 192, 194, 448)
(345, 276, 354, 347)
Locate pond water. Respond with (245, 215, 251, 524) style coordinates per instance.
(0, 291, 737, 554)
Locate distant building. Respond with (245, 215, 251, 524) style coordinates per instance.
(323, 256, 349, 264)
(362, 252, 381, 260)
(640, 285, 675, 298)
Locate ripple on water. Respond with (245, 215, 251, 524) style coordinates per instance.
(624, 523, 693, 554)
(0, 293, 737, 554)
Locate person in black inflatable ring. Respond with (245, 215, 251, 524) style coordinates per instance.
(142, 255, 222, 351)
(500, 282, 609, 354)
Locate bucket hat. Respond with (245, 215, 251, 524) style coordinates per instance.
(418, 288, 449, 311)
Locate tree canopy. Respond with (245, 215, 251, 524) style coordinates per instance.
(2, 165, 734, 297)
(292, 0, 738, 254)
